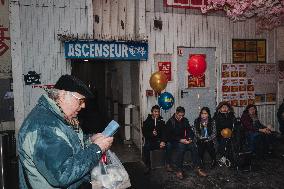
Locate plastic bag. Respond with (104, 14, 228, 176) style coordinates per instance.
(91, 150, 131, 189)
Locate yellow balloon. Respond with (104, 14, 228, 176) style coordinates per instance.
(149, 71, 168, 93)
(221, 128, 232, 138)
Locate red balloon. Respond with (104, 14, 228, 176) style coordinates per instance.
(187, 55, 207, 77)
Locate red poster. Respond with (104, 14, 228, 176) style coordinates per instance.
(158, 62, 172, 81)
(188, 74, 205, 88)
(164, 0, 207, 9)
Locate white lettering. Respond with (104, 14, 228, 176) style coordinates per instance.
(82, 44, 89, 57)
(75, 44, 81, 57)
(122, 44, 128, 57)
(67, 44, 75, 57)
(115, 44, 121, 57)
(103, 44, 109, 57)
(95, 44, 102, 57)
(109, 44, 115, 58)
(89, 44, 95, 57)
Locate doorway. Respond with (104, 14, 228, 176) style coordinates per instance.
(71, 60, 142, 148)
(177, 47, 216, 124)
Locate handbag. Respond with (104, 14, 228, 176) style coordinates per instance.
(91, 150, 131, 189)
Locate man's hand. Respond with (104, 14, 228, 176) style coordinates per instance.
(259, 128, 271, 134)
(160, 141, 166, 148)
(91, 133, 114, 153)
(90, 133, 104, 143)
(180, 139, 191, 144)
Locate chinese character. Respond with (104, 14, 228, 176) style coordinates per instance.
(136, 47, 146, 56)
(128, 46, 136, 56)
(0, 26, 10, 56)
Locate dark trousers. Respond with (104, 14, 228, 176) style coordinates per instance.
(197, 140, 216, 162)
(247, 131, 275, 157)
(217, 137, 233, 162)
(143, 140, 161, 168)
(166, 141, 201, 171)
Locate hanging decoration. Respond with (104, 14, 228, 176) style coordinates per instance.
(158, 92, 174, 110)
(187, 54, 207, 77)
(201, 0, 284, 32)
(149, 71, 168, 93)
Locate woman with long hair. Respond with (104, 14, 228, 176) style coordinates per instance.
(194, 107, 217, 168)
(241, 104, 274, 157)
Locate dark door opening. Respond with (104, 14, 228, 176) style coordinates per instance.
(71, 60, 107, 134)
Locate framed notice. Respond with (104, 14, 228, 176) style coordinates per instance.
(158, 61, 172, 81)
(232, 39, 266, 63)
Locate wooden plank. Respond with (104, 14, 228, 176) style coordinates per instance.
(118, 0, 126, 38)
(102, 0, 110, 38)
(126, 0, 135, 39)
(93, 0, 103, 37)
(10, 0, 25, 136)
(86, 0, 93, 35)
(136, 0, 146, 36)
(145, 0, 154, 13)
(110, 0, 119, 37)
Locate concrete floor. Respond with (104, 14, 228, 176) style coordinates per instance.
(112, 137, 284, 189)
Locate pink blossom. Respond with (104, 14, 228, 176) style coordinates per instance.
(201, 0, 284, 32)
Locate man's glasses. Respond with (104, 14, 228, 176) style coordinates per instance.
(70, 93, 86, 105)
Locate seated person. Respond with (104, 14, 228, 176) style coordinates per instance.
(241, 104, 275, 157)
(142, 105, 166, 174)
(194, 107, 217, 168)
(165, 106, 207, 179)
(213, 101, 236, 164)
(277, 99, 284, 135)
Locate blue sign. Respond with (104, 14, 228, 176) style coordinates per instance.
(64, 40, 148, 60)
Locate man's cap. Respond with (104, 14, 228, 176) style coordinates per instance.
(54, 75, 94, 98)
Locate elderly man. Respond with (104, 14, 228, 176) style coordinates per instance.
(18, 75, 113, 189)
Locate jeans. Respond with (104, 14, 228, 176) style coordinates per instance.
(143, 140, 162, 168)
(166, 141, 201, 171)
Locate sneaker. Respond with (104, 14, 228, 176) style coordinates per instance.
(195, 168, 207, 177)
(176, 171, 184, 179)
(166, 164, 174, 172)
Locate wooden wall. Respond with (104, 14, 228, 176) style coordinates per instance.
(10, 0, 93, 136)
(10, 0, 284, 141)
(139, 0, 279, 128)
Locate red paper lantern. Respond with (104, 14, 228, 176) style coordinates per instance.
(187, 54, 207, 77)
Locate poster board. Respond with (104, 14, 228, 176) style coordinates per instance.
(221, 63, 277, 106)
(232, 39, 266, 63)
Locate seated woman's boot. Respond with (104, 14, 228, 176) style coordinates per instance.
(195, 168, 207, 177)
(176, 171, 184, 180)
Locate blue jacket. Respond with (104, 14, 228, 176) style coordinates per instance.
(18, 94, 102, 189)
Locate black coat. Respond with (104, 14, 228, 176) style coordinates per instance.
(213, 112, 236, 139)
(277, 102, 284, 127)
(142, 114, 166, 142)
(165, 114, 195, 142)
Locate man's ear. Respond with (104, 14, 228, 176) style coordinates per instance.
(57, 90, 66, 102)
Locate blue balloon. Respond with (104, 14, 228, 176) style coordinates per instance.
(158, 92, 174, 110)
